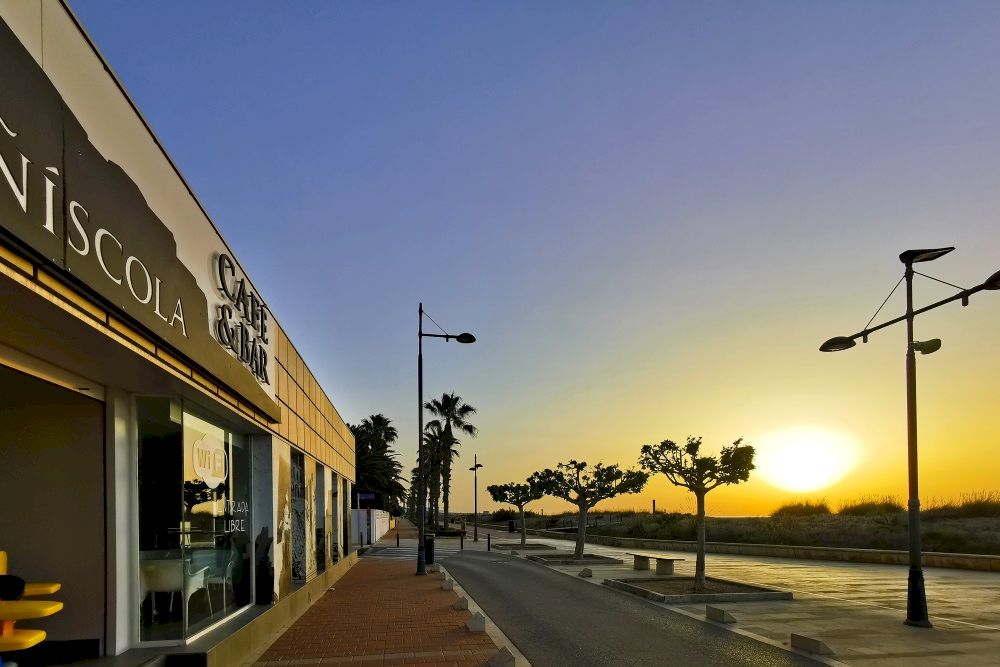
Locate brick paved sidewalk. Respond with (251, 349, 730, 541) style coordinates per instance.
(254, 558, 499, 666)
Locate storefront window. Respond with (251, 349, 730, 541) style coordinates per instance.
(137, 398, 184, 642)
(315, 464, 326, 573)
(182, 410, 252, 635)
(290, 450, 305, 584)
(137, 398, 252, 642)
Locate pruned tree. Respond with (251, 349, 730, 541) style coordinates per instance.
(487, 481, 543, 546)
(639, 436, 755, 592)
(183, 480, 214, 515)
(530, 461, 648, 559)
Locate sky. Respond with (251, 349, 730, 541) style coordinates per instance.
(72, 1, 1000, 516)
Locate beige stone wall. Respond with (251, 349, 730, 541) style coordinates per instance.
(273, 325, 355, 479)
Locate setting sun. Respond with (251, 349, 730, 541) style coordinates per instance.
(755, 426, 863, 493)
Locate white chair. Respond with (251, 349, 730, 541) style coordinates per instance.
(140, 560, 211, 621)
(206, 558, 234, 614)
(185, 565, 212, 618)
(140, 559, 181, 622)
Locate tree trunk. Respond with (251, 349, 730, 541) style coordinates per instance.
(575, 504, 588, 560)
(695, 491, 707, 593)
(429, 462, 441, 527)
(442, 456, 452, 528)
(441, 424, 454, 529)
(519, 506, 527, 546)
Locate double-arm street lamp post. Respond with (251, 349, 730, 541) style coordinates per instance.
(417, 303, 476, 576)
(470, 455, 483, 542)
(820, 247, 1000, 626)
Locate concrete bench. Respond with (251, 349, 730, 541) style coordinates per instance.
(625, 552, 684, 575)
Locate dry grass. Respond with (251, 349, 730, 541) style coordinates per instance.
(837, 494, 905, 516)
(517, 492, 1000, 555)
(923, 491, 1000, 518)
(771, 500, 832, 517)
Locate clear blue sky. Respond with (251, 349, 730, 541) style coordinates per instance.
(72, 1, 1000, 513)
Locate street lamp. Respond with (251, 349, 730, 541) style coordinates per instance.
(417, 303, 476, 576)
(469, 454, 484, 542)
(820, 247, 999, 627)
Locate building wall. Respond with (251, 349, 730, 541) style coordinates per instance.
(0, 365, 104, 646)
(273, 326, 355, 488)
(0, 0, 355, 480)
(0, 0, 357, 658)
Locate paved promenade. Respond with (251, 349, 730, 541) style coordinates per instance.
(514, 534, 1000, 665)
(252, 522, 500, 666)
(252, 524, 1000, 665)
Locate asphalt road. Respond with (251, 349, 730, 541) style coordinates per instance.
(445, 551, 818, 667)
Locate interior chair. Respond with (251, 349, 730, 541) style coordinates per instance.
(185, 565, 212, 619)
(139, 559, 182, 622)
(206, 556, 235, 614)
(140, 560, 212, 622)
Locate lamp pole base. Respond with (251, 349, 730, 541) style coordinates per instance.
(904, 566, 931, 628)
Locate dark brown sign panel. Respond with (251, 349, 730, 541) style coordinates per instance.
(0, 18, 279, 421)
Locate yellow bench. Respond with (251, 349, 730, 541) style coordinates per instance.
(0, 600, 63, 653)
(22, 583, 61, 597)
(0, 552, 64, 656)
(0, 552, 61, 596)
(0, 627, 46, 651)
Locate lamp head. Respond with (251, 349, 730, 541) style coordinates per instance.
(469, 463, 483, 471)
(913, 338, 942, 355)
(984, 270, 1000, 290)
(820, 336, 857, 352)
(455, 333, 477, 344)
(899, 247, 955, 265)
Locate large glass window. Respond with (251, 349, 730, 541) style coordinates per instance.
(182, 410, 252, 635)
(315, 464, 326, 573)
(137, 398, 184, 642)
(290, 450, 305, 584)
(137, 398, 252, 642)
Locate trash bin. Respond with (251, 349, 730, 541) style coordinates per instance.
(507, 520, 515, 533)
(425, 533, 435, 565)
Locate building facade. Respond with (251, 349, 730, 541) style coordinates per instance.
(0, 2, 357, 663)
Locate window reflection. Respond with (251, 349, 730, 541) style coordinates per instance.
(137, 398, 183, 641)
(182, 411, 252, 635)
(290, 450, 305, 584)
(137, 398, 252, 642)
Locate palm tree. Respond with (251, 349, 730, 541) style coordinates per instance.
(422, 422, 446, 526)
(349, 414, 407, 511)
(407, 465, 421, 520)
(424, 392, 478, 527)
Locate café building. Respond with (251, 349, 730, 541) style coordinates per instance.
(0, 2, 357, 664)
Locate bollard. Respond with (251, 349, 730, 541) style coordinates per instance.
(460, 532, 464, 550)
(360, 530, 365, 546)
(396, 532, 400, 547)
(487, 533, 491, 551)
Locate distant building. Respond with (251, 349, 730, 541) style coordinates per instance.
(0, 2, 357, 664)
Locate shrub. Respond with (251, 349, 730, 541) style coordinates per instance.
(838, 495, 905, 516)
(922, 528, 972, 553)
(771, 500, 832, 517)
(490, 508, 516, 522)
(924, 491, 1000, 519)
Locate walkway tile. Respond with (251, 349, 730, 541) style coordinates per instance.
(255, 557, 498, 667)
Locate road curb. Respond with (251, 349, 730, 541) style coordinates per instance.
(440, 563, 532, 667)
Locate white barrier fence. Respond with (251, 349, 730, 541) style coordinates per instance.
(352, 509, 392, 545)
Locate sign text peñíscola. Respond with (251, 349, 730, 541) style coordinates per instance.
(0, 113, 187, 336)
